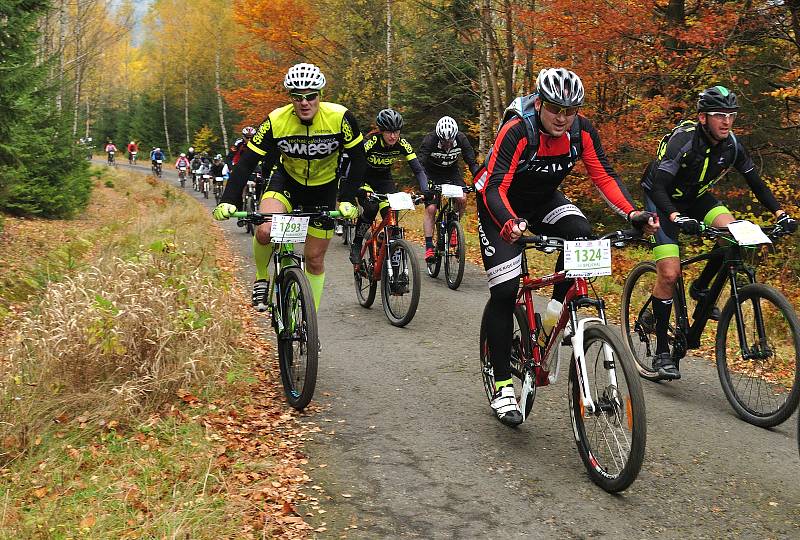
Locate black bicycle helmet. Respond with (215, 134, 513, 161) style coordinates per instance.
(376, 108, 404, 131)
(697, 86, 739, 112)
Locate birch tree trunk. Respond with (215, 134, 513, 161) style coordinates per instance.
(387, 0, 393, 106)
(56, 0, 67, 114)
(72, 63, 81, 137)
(215, 46, 228, 150)
(184, 65, 190, 145)
(162, 80, 172, 156)
(85, 94, 90, 139)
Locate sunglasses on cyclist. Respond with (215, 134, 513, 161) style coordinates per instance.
(289, 91, 320, 102)
(541, 101, 580, 117)
(705, 111, 737, 120)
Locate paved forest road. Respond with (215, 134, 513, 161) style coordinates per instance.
(119, 162, 799, 539)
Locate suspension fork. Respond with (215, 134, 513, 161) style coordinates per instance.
(729, 264, 767, 358)
(569, 297, 617, 414)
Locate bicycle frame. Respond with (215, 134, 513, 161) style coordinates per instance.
(359, 208, 404, 283)
(516, 248, 617, 417)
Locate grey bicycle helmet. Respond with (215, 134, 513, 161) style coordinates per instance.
(376, 108, 404, 131)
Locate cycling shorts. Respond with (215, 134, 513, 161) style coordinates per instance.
(261, 167, 337, 239)
(644, 192, 730, 260)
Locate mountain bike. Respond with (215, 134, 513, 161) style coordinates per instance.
(152, 159, 163, 178)
(177, 166, 187, 187)
(129, 151, 137, 166)
(107, 151, 116, 166)
(242, 179, 259, 236)
(233, 207, 342, 409)
(352, 191, 423, 327)
(213, 176, 225, 204)
(200, 173, 211, 199)
(621, 221, 800, 427)
(479, 229, 647, 493)
(426, 184, 475, 290)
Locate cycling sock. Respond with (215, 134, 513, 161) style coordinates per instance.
(651, 295, 673, 354)
(305, 271, 325, 310)
(253, 237, 274, 281)
(425, 236, 433, 249)
(695, 250, 724, 290)
(495, 378, 513, 392)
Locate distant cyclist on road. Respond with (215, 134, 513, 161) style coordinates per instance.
(418, 116, 480, 262)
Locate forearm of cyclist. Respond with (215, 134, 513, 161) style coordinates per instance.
(579, 125, 634, 218)
(457, 132, 480, 176)
(740, 168, 781, 215)
(339, 141, 367, 203)
(482, 121, 527, 228)
(221, 149, 262, 207)
(408, 157, 429, 192)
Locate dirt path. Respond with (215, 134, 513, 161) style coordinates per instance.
(144, 162, 800, 539)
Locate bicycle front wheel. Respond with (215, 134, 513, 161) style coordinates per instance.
(277, 267, 319, 410)
(354, 232, 377, 308)
(380, 239, 421, 327)
(716, 283, 800, 427)
(444, 220, 465, 290)
(620, 261, 662, 381)
(569, 324, 646, 493)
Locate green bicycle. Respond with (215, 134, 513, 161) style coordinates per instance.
(234, 207, 341, 409)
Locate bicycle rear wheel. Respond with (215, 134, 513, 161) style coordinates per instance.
(381, 239, 421, 327)
(426, 222, 443, 278)
(716, 283, 800, 427)
(444, 220, 465, 290)
(277, 267, 319, 410)
(479, 303, 535, 418)
(354, 232, 377, 308)
(569, 324, 646, 493)
(620, 261, 662, 381)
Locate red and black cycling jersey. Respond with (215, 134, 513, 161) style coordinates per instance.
(640, 122, 779, 216)
(475, 115, 635, 228)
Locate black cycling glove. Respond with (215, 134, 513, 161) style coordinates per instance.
(776, 213, 798, 233)
(629, 211, 655, 231)
(673, 215, 702, 235)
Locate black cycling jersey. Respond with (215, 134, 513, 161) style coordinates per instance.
(363, 133, 428, 190)
(418, 131, 479, 177)
(641, 121, 779, 215)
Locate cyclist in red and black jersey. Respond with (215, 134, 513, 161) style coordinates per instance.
(348, 108, 429, 264)
(475, 68, 658, 426)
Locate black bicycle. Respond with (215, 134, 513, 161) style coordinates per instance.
(242, 178, 259, 236)
(426, 184, 475, 290)
(233, 207, 341, 409)
(621, 222, 800, 427)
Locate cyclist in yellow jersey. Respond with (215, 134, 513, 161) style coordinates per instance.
(213, 63, 366, 311)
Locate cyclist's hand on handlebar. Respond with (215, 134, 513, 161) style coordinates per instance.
(775, 213, 798, 233)
(338, 201, 358, 219)
(629, 210, 659, 235)
(500, 218, 527, 243)
(212, 203, 237, 221)
(673, 214, 702, 235)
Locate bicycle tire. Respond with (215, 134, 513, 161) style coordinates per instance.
(444, 220, 466, 290)
(716, 283, 800, 427)
(354, 231, 377, 308)
(426, 222, 442, 278)
(380, 239, 421, 327)
(479, 302, 534, 417)
(569, 324, 646, 493)
(620, 261, 662, 381)
(342, 221, 351, 245)
(277, 267, 319, 410)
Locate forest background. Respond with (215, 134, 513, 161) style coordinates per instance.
(1, 0, 799, 227)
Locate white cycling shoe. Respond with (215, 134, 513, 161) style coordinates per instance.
(491, 385, 523, 426)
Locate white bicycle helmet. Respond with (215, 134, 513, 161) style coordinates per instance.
(435, 116, 458, 140)
(283, 63, 326, 91)
(536, 68, 585, 107)
(188, 146, 194, 152)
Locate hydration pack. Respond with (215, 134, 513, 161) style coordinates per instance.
(656, 119, 737, 165)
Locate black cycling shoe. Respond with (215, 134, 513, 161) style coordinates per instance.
(689, 281, 720, 321)
(652, 352, 681, 380)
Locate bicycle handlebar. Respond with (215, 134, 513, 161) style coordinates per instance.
(363, 191, 426, 204)
(232, 208, 342, 226)
(699, 223, 790, 242)
(517, 228, 644, 251)
(429, 184, 476, 194)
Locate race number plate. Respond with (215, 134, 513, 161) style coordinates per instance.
(727, 220, 771, 246)
(564, 239, 611, 278)
(270, 215, 309, 244)
(440, 184, 464, 198)
(387, 192, 415, 210)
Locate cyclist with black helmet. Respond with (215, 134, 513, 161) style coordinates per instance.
(641, 85, 797, 380)
(212, 63, 365, 312)
(348, 108, 429, 264)
(419, 116, 480, 262)
(475, 67, 658, 426)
